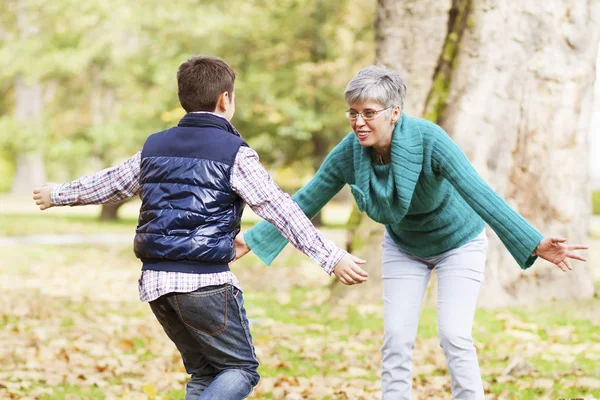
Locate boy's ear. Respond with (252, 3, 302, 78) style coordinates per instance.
(216, 91, 231, 112)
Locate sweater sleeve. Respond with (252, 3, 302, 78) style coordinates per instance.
(429, 126, 543, 269)
(244, 142, 349, 266)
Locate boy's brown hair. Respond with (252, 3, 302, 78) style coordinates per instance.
(177, 56, 236, 113)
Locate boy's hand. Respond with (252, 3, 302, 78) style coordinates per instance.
(333, 253, 368, 285)
(32, 183, 58, 210)
(233, 233, 250, 261)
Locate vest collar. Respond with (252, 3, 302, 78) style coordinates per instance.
(178, 112, 241, 137)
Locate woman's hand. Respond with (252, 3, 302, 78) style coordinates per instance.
(534, 237, 589, 272)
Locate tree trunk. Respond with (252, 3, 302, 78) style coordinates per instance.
(310, 134, 329, 226)
(591, 45, 600, 190)
(376, 0, 452, 116)
(90, 70, 123, 221)
(11, 78, 46, 195)
(99, 200, 128, 221)
(330, 203, 385, 304)
(375, 0, 599, 307)
(11, 0, 45, 194)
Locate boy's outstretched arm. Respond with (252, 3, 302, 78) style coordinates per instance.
(234, 233, 367, 285)
(231, 147, 368, 285)
(32, 152, 142, 209)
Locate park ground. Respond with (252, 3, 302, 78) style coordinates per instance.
(1, 196, 599, 400)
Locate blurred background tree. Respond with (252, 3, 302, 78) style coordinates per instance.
(0, 0, 374, 221)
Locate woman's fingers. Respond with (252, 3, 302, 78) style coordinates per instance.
(567, 252, 587, 262)
(556, 260, 572, 272)
(567, 244, 589, 251)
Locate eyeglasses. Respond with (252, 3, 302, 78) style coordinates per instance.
(345, 107, 392, 121)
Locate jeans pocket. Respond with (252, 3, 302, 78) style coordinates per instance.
(174, 286, 229, 335)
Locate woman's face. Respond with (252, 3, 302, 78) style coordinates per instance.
(347, 101, 400, 150)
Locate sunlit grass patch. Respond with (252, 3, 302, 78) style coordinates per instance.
(0, 212, 138, 236)
(593, 190, 600, 215)
(0, 201, 352, 237)
(38, 384, 106, 400)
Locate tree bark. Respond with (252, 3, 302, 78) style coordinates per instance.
(374, 0, 599, 307)
(376, 0, 451, 115)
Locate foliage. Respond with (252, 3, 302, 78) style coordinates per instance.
(0, 0, 376, 191)
(226, 0, 375, 166)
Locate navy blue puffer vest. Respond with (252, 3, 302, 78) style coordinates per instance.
(134, 113, 247, 274)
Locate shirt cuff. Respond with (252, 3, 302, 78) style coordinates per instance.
(323, 248, 347, 275)
(50, 183, 69, 205)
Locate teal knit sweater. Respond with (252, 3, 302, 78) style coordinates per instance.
(245, 114, 543, 270)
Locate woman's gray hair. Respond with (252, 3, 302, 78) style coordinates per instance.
(344, 65, 407, 108)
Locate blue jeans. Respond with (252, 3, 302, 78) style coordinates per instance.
(149, 284, 260, 400)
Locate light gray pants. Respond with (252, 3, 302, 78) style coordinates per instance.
(381, 230, 487, 400)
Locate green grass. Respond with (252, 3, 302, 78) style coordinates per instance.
(0, 212, 138, 236)
(39, 385, 106, 400)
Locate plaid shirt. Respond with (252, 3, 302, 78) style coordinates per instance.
(51, 116, 346, 302)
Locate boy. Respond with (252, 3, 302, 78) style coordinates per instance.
(32, 55, 369, 400)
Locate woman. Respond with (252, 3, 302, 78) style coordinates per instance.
(238, 66, 588, 399)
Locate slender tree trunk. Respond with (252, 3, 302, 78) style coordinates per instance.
(11, 78, 46, 195)
(330, 203, 385, 304)
(592, 45, 600, 190)
(374, 0, 599, 307)
(308, 4, 331, 227)
(90, 69, 126, 221)
(310, 134, 328, 226)
(11, 0, 45, 194)
(99, 200, 128, 221)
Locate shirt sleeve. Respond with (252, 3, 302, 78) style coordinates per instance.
(242, 141, 349, 267)
(231, 146, 346, 274)
(51, 151, 142, 206)
(429, 127, 543, 269)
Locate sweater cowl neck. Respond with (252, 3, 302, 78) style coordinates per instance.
(349, 114, 423, 225)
